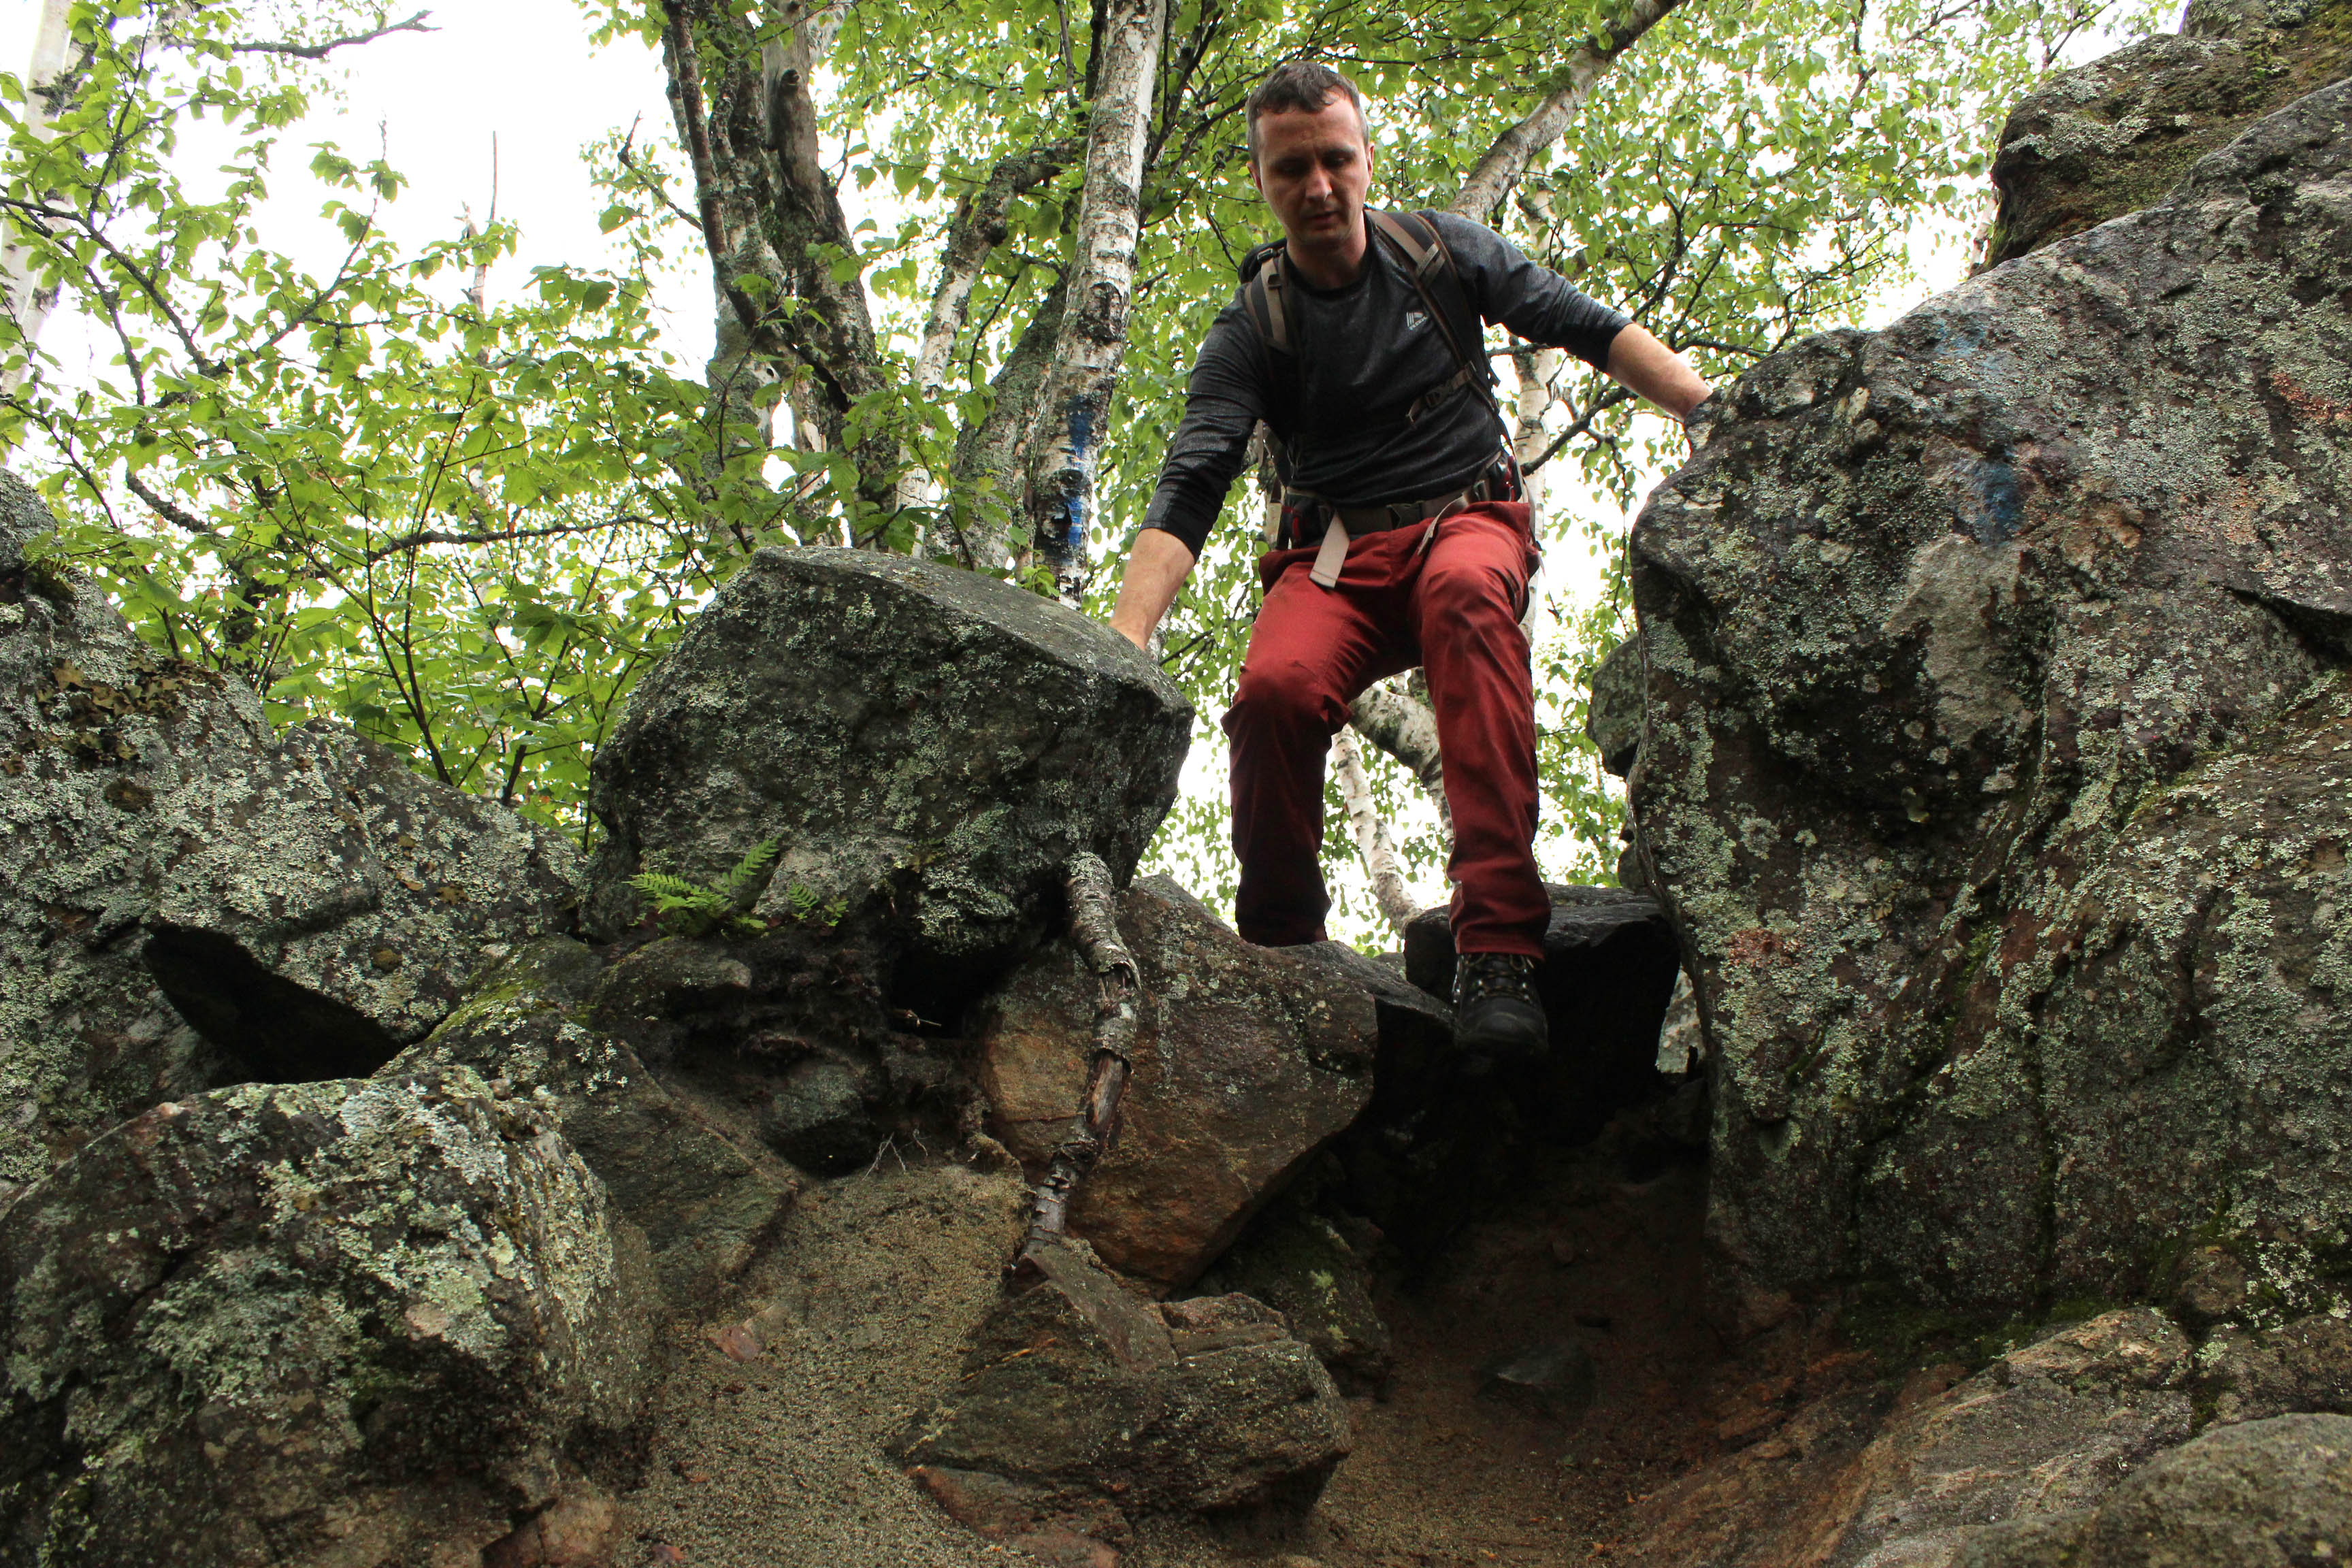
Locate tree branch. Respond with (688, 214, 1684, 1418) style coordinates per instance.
(231, 10, 436, 59)
(1446, 0, 1684, 223)
(915, 136, 1081, 391)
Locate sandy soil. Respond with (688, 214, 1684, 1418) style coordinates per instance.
(606, 1116, 1786, 1568)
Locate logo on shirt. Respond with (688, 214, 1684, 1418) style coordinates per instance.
(1404, 310, 1428, 334)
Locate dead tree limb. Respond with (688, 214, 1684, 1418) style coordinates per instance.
(1019, 852, 1143, 1260)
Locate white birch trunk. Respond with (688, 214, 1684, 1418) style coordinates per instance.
(1350, 682, 1450, 834)
(0, 0, 76, 391)
(1020, 0, 1164, 603)
(1332, 727, 1420, 934)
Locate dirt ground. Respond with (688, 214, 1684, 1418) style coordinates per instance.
(609, 1124, 1869, 1568)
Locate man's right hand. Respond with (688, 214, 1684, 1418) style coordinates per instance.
(1107, 527, 1198, 651)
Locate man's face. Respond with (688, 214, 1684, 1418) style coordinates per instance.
(1248, 95, 1373, 257)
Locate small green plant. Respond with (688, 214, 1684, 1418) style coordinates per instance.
(783, 882, 850, 928)
(628, 838, 782, 939)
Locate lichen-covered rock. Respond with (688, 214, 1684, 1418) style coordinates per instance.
(2195, 1314, 2352, 1427)
(1820, 1310, 2195, 1566)
(386, 938, 798, 1302)
(583, 924, 969, 1181)
(1193, 1188, 1393, 1393)
(1628, 80, 2352, 1316)
(578, 547, 1192, 1002)
(0, 1068, 651, 1568)
(1585, 636, 1646, 778)
(1982, 0, 2352, 267)
(896, 1237, 1351, 1559)
(973, 880, 1377, 1288)
(1959, 1413, 2352, 1568)
(0, 476, 581, 1206)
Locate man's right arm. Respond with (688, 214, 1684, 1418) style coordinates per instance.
(1111, 303, 1264, 650)
(1109, 527, 1198, 650)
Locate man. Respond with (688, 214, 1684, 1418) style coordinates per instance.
(1107, 61, 1710, 1063)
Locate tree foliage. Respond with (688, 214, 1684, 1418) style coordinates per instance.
(1, 0, 2163, 929)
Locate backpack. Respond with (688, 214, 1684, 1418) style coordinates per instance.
(1238, 208, 1503, 444)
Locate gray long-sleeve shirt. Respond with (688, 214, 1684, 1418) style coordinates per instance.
(1140, 210, 1629, 555)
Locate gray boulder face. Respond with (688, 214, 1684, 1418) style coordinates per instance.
(385, 938, 798, 1303)
(578, 547, 1193, 994)
(896, 1237, 1351, 1560)
(1982, 0, 2351, 267)
(0, 476, 582, 1206)
(1584, 635, 1646, 778)
(1628, 79, 2352, 1317)
(974, 878, 1379, 1288)
(1821, 1309, 2195, 1566)
(1961, 1414, 2352, 1568)
(0, 1068, 651, 1568)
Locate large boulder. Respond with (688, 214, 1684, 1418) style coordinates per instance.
(1982, 0, 2352, 267)
(1962, 1414, 2352, 1568)
(1615, 1309, 2352, 1567)
(896, 1237, 1351, 1563)
(385, 938, 799, 1303)
(0, 1068, 651, 1567)
(973, 879, 1378, 1287)
(0, 477, 581, 1206)
(1628, 79, 2352, 1317)
(578, 547, 1192, 1003)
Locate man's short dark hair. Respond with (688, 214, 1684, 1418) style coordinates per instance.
(1245, 61, 1369, 163)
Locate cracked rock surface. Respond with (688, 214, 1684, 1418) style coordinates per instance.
(1627, 76, 2352, 1316)
(0, 476, 581, 1207)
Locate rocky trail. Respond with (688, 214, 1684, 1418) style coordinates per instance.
(5, 3, 2352, 1565)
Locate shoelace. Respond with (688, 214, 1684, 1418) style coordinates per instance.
(1454, 952, 1539, 1009)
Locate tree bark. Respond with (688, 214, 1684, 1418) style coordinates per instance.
(1351, 679, 1451, 832)
(662, 0, 896, 521)
(1333, 727, 1420, 932)
(0, 0, 75, 392)
(1445, 0, 1684, 224)
(944, 274, 1065, 570)
(1019, 0, 1165, 602)
(915, 138, 1081, 392)
(901, 137, 1081, 517)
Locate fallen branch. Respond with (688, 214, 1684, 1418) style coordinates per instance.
(1018, 851, 1143, 1264)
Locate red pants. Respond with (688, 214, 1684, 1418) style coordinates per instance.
(1223, 502, 1548, 958)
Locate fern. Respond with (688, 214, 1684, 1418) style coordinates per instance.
(627, 836, 782, 939)
(720, 837, 782, 901)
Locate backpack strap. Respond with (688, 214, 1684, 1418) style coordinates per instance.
(1242, 244, 1294, 356)
(1365, 209, 1501, 425)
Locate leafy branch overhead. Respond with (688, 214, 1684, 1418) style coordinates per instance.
(0, 0, 2165, 928)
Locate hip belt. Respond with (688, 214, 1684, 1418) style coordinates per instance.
(1280, 455, 1520, 590)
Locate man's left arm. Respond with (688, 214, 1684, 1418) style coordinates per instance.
(1602, 322, 1710, 421)
(1430, 213, 1712, 423)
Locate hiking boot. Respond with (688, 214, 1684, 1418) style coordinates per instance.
(1452, 951, 1548, 1071)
